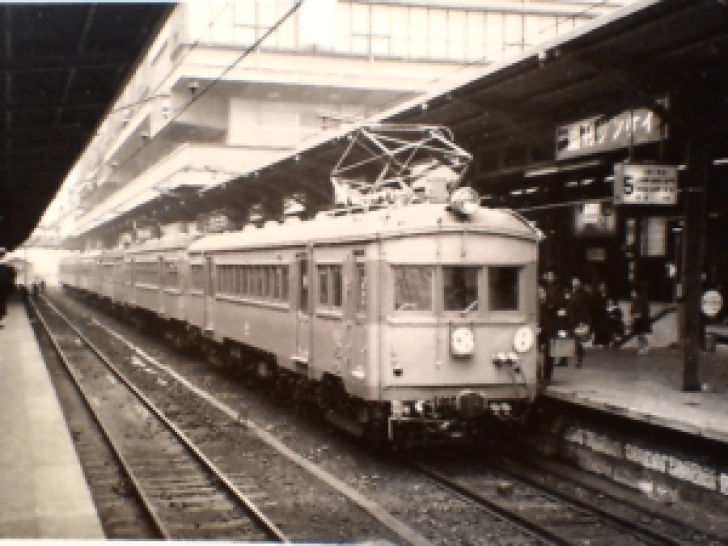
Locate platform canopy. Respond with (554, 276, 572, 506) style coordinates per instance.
(0, 3, 172, 252)
(196, 0, 728, 211)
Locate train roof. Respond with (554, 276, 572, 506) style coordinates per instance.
(189, 203, 539, 254)
(124, 233, 200, 255)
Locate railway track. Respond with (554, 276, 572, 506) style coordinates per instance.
(407, 453, 725, 546)
(31, 297, 289, 542)
(37, 291, 728, 545)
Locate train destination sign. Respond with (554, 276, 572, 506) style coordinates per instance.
(613, 163, 678, 205)
(556, 99, 668, 160)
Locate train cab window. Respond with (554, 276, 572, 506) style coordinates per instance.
(489, 266, 520, 311)
(443, 266, 479, 313)
(393, 266, 434, 311)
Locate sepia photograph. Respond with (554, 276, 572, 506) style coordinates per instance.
(1, 0, 727, 543)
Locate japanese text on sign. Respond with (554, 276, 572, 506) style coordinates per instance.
(613, 164, 678, 205)
(556, 99, 668, 160)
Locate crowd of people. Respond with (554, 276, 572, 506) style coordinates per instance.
(538, 272, 651, 383)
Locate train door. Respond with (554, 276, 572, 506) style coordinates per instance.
(344, 250, 369, 380)
(204, 256, 214, 332)
(295, 252, 312, 363)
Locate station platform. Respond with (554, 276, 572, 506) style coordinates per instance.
(0, 295, 103, 538)
(545, 345, 728, 444)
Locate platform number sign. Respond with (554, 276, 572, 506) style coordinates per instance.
(613, 164, 678, 205)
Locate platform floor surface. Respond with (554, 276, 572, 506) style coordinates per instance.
(0, 297, 103, 538)
(546, 345, 728, 443)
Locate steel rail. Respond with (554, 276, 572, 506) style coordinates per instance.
(28, 297, 172, 539)
(405, 457, 566, 546)
(35, 295, 290, 543)
(486, 455, 693, 546)
(408, 455, 692, 546)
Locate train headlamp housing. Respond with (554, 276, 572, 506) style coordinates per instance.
(513, 325, 534, 353)
(449, 187, 480, 217)
(451, 326, 475, 357)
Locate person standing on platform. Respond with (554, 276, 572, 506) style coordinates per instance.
(553, 286, 572, 367)
(567, 276, 590, 367)
(605, 298, 625, 347)
(591, 282, 610, 348)
(0, 264, 15, 328)
(631, 286, 651, 355)
(538, 285, 557, 383)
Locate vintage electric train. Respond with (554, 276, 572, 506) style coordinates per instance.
(59, 126, 542, 443)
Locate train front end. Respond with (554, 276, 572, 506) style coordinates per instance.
(377, 191, 541, 443)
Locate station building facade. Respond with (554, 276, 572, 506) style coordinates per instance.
(54, 0, 631, 245)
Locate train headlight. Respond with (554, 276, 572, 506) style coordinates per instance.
(451, 326, 475, 357)
(513, 325, 534, 353)
(449, 187, 480, 217)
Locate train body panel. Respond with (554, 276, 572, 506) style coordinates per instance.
(208, 247, 298, 366)
(61, 201, 542, 442)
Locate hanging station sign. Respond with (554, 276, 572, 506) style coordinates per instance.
(613, 163, 678, 205)
(573, 201, 617, 237)
(555, 99, 668, 161)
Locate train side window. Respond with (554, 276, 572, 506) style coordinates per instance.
(331, 265, 342, 308)
(443, 266, 479, 312)
(298, 257, 309, 313)
(356, 264, 367, 315)
(318, 265, 329, 306)
(489, 266, 520, 310)
(256, 267, 264, 298)
(393, 265, 433, 311)
(268, 266, 275, 299)
(271, 265, 281, 300)
(242, 266, 250, 296)
(281, 266, 289, 301)
(190, 264, 203, 290)
(166, 262, 178, 288)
